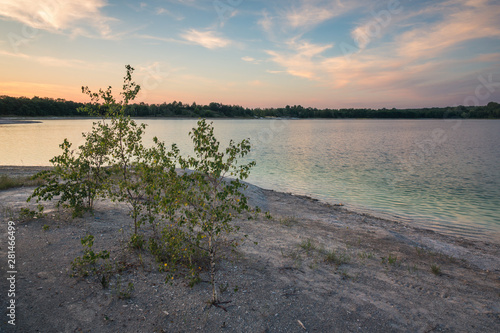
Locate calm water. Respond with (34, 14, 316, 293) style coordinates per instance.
(1, 118, 499, 241)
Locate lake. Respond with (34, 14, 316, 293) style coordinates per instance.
(1, 118, 499, 241)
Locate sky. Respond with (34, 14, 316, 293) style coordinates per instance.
(0, 0, 499, 109)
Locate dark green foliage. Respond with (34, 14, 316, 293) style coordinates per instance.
(71, 235, 110, 277)
(28, 139, 106, 217)
(0, 174, 45, 190)
(2, 94, 499, 119)
(174, 119, 256, 303)
(18, 204, 45, 220)
(27, 66, 258, 304)
(149, 227, 205, 286)
(129, 233, 145, 250)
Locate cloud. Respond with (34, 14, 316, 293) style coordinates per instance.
(133, 34, 182, 44)
(241, 56, 261, 64)
(260, 0, 362, 34)
(155, 7, 185, 20)
(242, 56, 255, 62)
(0, 49, 94, 69)
(257, 10, 274, 35)
(396, 0, 500, 60)
(0, 0, 115, 38)
(266, 70, 285, 74)
(156, 7, 169, 15)
(180, 29, 232, 49)
(266, 39, 333, 79)
(263, 0, 500, 104)
(249, 80, 264, 86)
(285, 2, 338, 29)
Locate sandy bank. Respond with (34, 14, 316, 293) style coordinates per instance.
(0, 119, 42, 125)
(0, 166, 499, 332)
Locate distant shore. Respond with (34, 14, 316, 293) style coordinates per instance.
(0, 118, 42, 124)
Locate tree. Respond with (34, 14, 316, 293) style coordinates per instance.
(173, 119, 255, 305)
(28, 66, 258, 307)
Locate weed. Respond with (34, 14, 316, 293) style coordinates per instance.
(430, 264, 441, 276)
(388, 254, 398, 265)
(324, 249, 350, 266)
(299, 238, 317, 253)
(407, 264, 419, 274)
(279, 215, 298, 227)
(114, 277, 134, 299)
(288, 249, 302, 261)
(71, 234, 110, 278)
(308, 259, 320, 270)
(339, 269, 351, 280)
(129, 233, 145, 250)
(219, 282, 229, 294)
(381, 253, 399, 266)
(0, 174, 44, 191)
(415, 246, 427, 257)
(1, 206, 16, 220)
(284, 249, 303, 267)
(42, 224, 50, 232)
(188, 274, 202, 288)
(19, 204, 45, 221)
(358, 251, 375, 260)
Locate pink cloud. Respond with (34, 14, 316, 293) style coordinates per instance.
(180, 29, 232, 49)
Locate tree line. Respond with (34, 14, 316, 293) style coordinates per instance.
(1, 95, 499, 119)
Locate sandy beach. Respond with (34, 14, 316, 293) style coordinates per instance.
(0, 166, 499, 332)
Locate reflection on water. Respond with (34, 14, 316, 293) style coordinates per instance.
(1, 118, 499, 241)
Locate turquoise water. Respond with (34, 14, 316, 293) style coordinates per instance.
(1, 118, 499, 241)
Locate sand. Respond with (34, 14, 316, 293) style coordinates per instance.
(0, 167, 498, 332)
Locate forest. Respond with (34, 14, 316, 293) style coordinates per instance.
(1, 95, 499, 119)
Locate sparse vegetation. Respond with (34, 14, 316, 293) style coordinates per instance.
(18, 204, 45, 221)
(299, 238, 317, 253)
(323, 249, 350, 266)
(279, 215, 298, 227)
(114, 278, 134, 299)
(26, 65, 257, 308)
(358, 251, 375, 260)
(0, 174, 44, 190)
(70, 234, 111, 279)
(430, 264, 442, 276)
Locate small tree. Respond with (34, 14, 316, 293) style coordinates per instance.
(80, 65, 150, 237)
(28, 138, 104, 217)
(177, 119, 255, 305)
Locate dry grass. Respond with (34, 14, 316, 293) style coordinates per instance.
(0, 174, 44, 191)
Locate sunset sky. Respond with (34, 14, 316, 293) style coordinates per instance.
(0, 0, 499, 109)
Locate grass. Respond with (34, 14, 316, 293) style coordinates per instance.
(381, 253, 399, 266)
(0, 174, 44, 191)
(299, 238, 317, 252)
(279, 215, 298, 227)
(323, 249, 350, 266)
(406, 263, 419, 275)
(430, 264, 442, 276)
(358, 251, 375, 260)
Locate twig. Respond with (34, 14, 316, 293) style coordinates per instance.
(211, 300, 232, 312)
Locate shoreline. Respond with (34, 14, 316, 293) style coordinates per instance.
(1, 165, 499, 249)
(1, 165, 499, 266)
(0, 166, 499, 331)
(0, 118, 42, 124)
